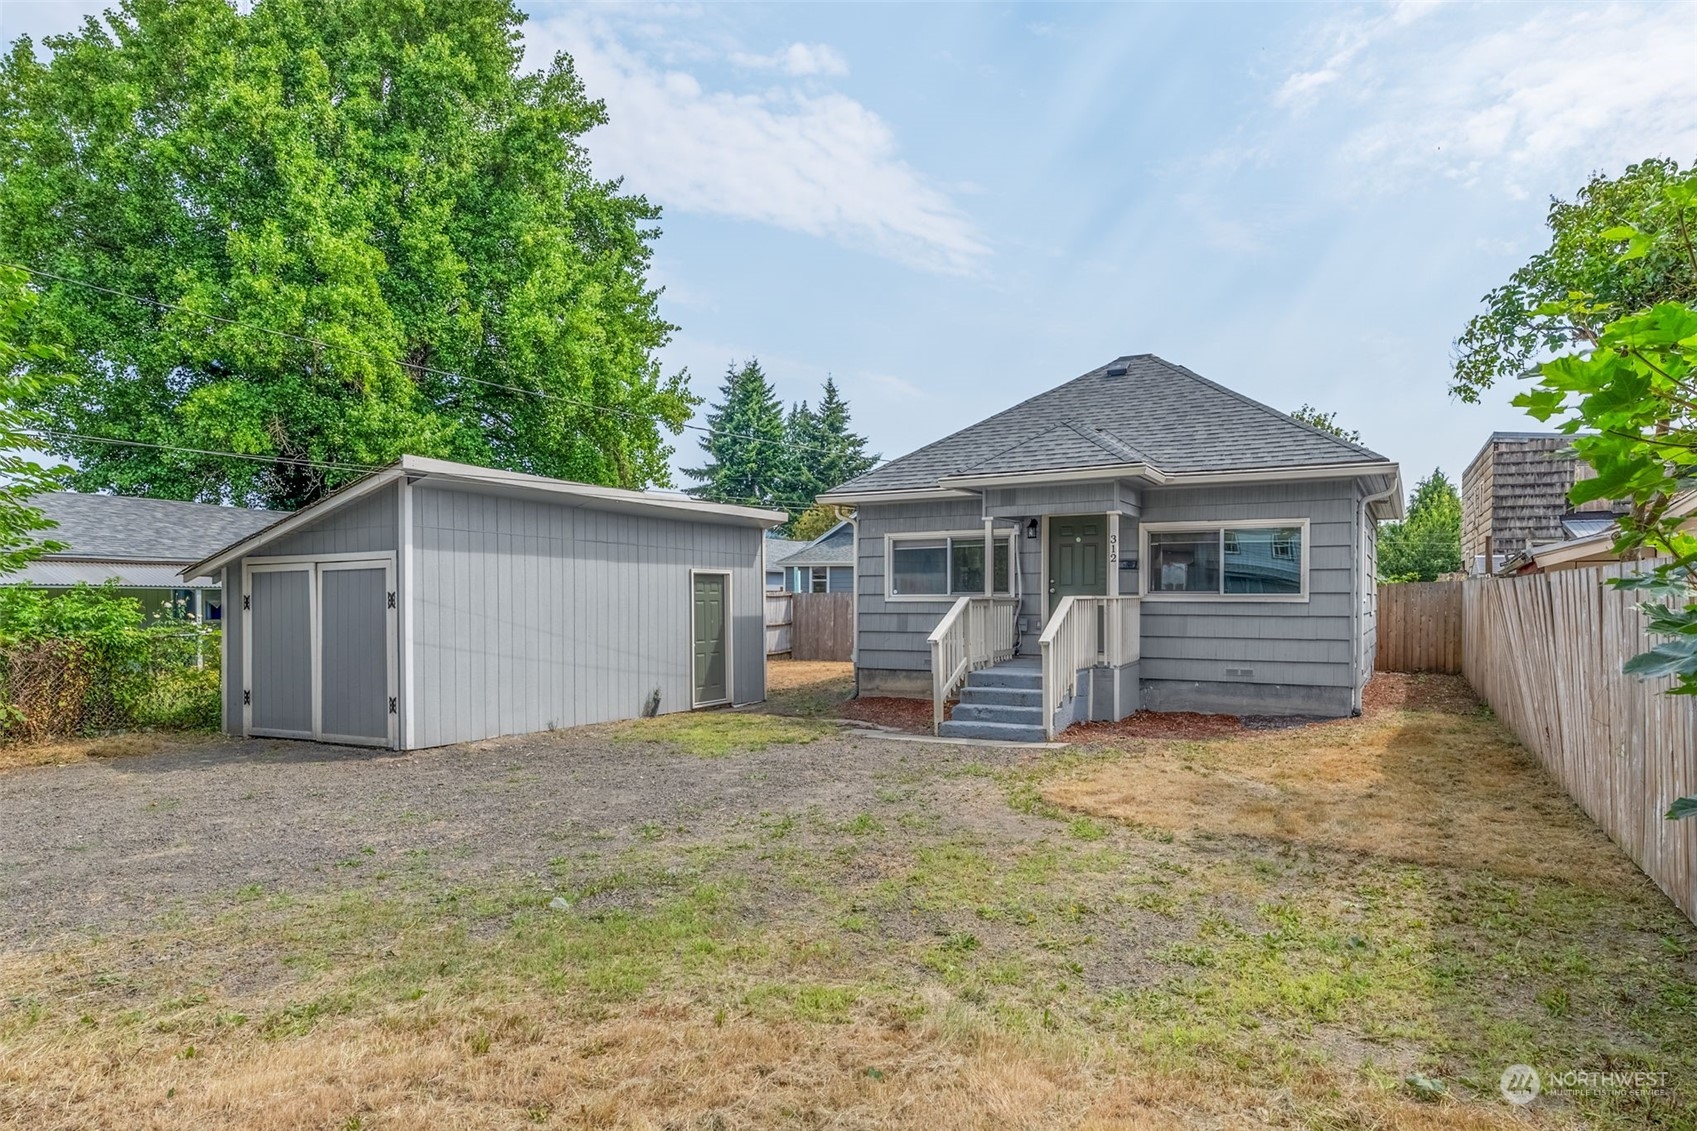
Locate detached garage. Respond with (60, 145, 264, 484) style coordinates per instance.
(185, 456, 784, 750)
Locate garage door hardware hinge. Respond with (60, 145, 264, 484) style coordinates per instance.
(388, 696, 397, 714)
(387, 591, 396, 609)
(242, 595, 250, 610)
(243, 690, 251, 705)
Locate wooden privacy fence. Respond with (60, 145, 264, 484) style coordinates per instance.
(1376, 579, 1462, 673)
(790, 592, 854, 662)
(764, 594, 793, 656)
(1463, 563, 1697, 924)
(765, 592, 854, 662)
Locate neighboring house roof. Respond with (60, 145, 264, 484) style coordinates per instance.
(822, 354, 1391, 499)
(186, 455, 788, 579)
(764, 537, 809, 568)
(1500, 492, 1697, 575)
(778, 522, 854, 568)
(3, 492, 283, 588)
(32, 492, 281, 561)
(1560, 514, 1619, 541)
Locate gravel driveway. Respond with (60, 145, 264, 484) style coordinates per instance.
(0, 724, 1026, 947)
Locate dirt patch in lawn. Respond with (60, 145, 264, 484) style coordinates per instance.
(0, 730, 218, 773)
(1045, 675, 1637, 884)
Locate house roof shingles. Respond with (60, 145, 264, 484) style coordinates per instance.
(33, 492, 282, 562)
(777, 523, 853, 567)
(830, 355, 1388, 496)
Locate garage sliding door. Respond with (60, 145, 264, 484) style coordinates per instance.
(244, 557, 396, 747)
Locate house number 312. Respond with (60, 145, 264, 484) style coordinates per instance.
(1107, 533, 1118, 565)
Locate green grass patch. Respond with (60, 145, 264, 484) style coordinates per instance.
(611, 712, 834, 758)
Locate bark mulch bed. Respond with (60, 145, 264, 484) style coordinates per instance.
(838, 696, 941, 734)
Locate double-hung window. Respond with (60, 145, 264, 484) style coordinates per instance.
(1143, 520, 1308, 599)
(888, 532, 1014, 599)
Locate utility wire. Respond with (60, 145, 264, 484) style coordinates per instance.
(22, 427, 826, 512)
(7, 262, 876, 465)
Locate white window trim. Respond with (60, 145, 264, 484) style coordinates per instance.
(884, 529, 1016, 603)
(1138, 518, 1311, 603)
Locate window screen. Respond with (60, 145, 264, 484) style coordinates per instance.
(891, 540, 948, 596)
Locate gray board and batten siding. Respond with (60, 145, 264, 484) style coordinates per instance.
(853, 477, 1379, 716)
(406, 482, 765, 748)
(206, 457, 780, 750)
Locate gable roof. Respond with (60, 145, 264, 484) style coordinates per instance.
(185, 455, 787, 580)
(32, 492, 282, 563)
(778, 521, 853, 567)
(824, 355, 1391, 497)
(764, 537, 809, 567)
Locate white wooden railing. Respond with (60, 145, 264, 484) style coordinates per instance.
(927, 596, 1019, 733)
(1038, 596, 1141, 739)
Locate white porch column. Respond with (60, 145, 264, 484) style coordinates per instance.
(1107, 512, 1120, 597)
(983, 518, 994, 596)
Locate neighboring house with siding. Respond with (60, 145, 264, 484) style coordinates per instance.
(819, 354, 1402, 740)
(1461, 432, 1625, 574)
(185, 456, 784, 750)
(764, 536, 807, 591)
(3, 492, 280, 621)
(773, 521, 854, 593)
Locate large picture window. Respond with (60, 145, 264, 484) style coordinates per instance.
(1143, 521, 1307, 599)
(888, 532, 1014, 599)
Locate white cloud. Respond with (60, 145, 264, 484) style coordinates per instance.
(1276, 4, 1697, 191)
(527, 16, 986, 275)
(730, 42, 849, 78)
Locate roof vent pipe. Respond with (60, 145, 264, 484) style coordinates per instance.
(1105, 362, 1129, 377)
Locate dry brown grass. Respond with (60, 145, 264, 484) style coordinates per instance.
(0, 993, 1542, 1131)
(765, 659, 854, 693)
(1045, 677, 1636, 884)
(0, 730, 215, 773)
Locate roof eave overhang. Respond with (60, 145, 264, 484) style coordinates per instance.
(185, 455, 788, 580)
(828, 460, 1404, 508)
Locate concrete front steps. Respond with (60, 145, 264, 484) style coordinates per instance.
(937, 659, 1046, 742)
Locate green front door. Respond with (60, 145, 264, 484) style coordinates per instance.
(692, 573, 728, 705)
(1048, 515, 1107, 615)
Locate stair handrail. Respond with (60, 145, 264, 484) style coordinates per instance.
(927, 595, 1019, 734)
(1038, 595, 1142, 739)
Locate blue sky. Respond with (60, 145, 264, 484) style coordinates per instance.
(7, 1, 1697, 498)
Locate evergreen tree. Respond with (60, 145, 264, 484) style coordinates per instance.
(1379, 469, 1463, 582)
(803, 377, 878, 493)
(684, 360, 789, 509)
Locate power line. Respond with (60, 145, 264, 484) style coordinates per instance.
(23, 427, 823, 512)
(7, 262, 877, 465)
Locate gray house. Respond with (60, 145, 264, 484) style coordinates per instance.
(185, 456, 784, 750)
(819, 355, 1403, 740)
(774, 521, 854, 593)
(6, 492, 280, 620)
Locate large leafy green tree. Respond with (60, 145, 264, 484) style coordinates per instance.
(1452, 157, 1697, 403)
(0, 0, 692, 509)
(1290, 403, 1362, 444)
(1507, 166, 1697, 819)
(1378, 469, 1462, 583)
(684, 359, 789, 511)
(0, 266, 68, 573)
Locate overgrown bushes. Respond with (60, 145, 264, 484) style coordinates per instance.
(0, 583, 219, 743)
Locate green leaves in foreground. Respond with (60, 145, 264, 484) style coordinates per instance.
(1504, 166, 1697, 701)
(1667, 796, 1697, 821)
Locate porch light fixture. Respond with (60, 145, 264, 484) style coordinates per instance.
(1025, 518, 1039, 539)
